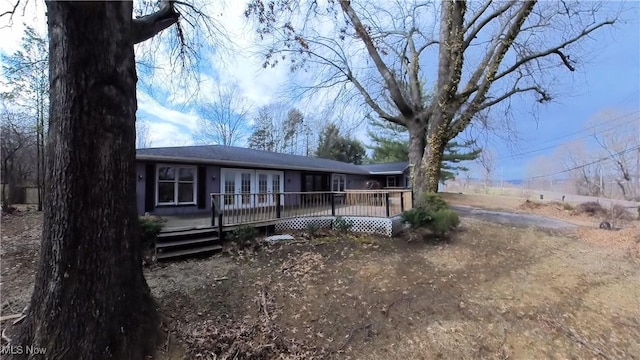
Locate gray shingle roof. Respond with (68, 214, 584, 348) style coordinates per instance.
(357, 161, 409, 174)
(136, 145, 370, 174)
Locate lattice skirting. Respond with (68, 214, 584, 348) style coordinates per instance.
(274, 215, 406, 237)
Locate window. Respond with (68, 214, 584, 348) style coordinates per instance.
(331, 174, 346, 191)
(157, 165, 196, 205)
(386, 176, 397, 188)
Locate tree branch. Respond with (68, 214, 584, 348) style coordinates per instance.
(553, 49, 575, 71)
(0, 0, 20, 19)
(463, 1, 517, 51)
(132, 0, 180, 44)
(339, 0, 414, 118)
(490, 20, 613, 84)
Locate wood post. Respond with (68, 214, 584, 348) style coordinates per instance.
(331, 192, 336, 216)
(400, 191, 405, 212)
(385, 192, 390, 217)
(276, 192, 281, 218)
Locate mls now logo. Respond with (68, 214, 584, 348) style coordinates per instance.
(0, 344, 47, 356)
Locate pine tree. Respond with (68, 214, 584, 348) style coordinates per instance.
(367, 117, 480, 182)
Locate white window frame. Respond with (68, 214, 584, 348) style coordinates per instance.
(331, 174, 347, 192)
(156, 164, 197, 206)
(386, 176, 397, 188)
(220, 168, 284, 209)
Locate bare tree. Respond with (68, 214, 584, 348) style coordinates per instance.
(563, 141, 605, 197)
(136, 117, 153, 149)
(478, 148, 495, 193)
(524, 155, 559, 191)
(0, 110, 35, 212)
(195, 83, 250, 146)
(247, 103, 308, 154)
(4, 1, 224, 358)
(589, 111, 640, 200)
(246, 0, 618, 196)
(2, 26, 49, 211)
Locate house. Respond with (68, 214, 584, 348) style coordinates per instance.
(135, 145, 411, 216)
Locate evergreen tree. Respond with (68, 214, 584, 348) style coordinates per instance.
(316, 123, 366, 164)
(367, 117, 480, 182)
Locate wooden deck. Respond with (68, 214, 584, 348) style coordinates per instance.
(161, 190, 413, 232)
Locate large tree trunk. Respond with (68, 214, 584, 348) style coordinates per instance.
(12, 2, 160, 359)
(407, 121, 427, 198)
(423, 123, 447, 195)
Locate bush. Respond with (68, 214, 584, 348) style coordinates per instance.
(611, 204, 635, 221)
(333, 216, 353, 232)
(429, 209, 460, 235)
(401, 207, 432, 228)
(306, 222, 320, 237)
(138, 216, 166, 249)
(228, 225, 259, 244)
(417, 193, 449, 213)
(401, 193, 459, 238)
(573, 202, 607, 217)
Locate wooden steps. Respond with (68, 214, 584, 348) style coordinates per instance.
(156, 227, 222, 260)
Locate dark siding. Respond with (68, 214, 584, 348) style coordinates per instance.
(144, 163, 155, 212)
(197, 166, 206, 209)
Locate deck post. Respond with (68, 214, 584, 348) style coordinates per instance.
(385, 191, 390, 217)
(275, 192, 281, 218)
(400, 190, 405, 212)
(210, 196, 215, 227)
(217, 195, 224, 239)
(331, 192, 336, 216)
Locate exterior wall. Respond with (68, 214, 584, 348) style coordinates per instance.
(284, 170, 302, 192)
(136, 162, 146, 214)
(136, 161, 220, 216)
(403, 168, 412, 188)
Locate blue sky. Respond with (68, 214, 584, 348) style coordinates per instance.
(1, 1, 638, 181)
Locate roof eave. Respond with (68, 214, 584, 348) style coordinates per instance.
(136, 154, 369, 175)
(368, 171, 404, 175)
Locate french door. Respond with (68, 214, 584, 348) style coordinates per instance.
(221, 169, 283, 209)
(256, 171, 282, 207)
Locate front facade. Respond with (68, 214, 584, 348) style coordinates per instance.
(136, 145, 410, 216)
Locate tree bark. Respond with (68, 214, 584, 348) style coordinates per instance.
(12, 2, 160, 359)
(406, 121, 427, 198)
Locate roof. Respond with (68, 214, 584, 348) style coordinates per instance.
(136, 145, 370, 175)
(357, 161, 410, 175)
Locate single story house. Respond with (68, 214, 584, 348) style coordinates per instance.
(136, 145, 411, 216)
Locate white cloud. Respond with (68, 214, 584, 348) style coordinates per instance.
(147, 122, 194, 147)
(137, 91, 200, 131)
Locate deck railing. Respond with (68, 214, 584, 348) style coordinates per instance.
(210, 189, 413, 227)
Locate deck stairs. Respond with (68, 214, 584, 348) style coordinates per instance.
(155, 227, 223, 260)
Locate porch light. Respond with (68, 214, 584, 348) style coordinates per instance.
(138, 175, 143, 181)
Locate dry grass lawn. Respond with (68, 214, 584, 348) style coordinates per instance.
(1, 197, 639, 359)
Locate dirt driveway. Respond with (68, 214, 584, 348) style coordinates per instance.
(1, 200, 639, 359)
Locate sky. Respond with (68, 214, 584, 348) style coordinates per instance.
(0, 0, 638, 181)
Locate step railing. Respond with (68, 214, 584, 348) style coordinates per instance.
(210, 189, 413, 227)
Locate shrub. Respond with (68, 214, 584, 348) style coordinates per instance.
(333, 216, 353, 232)
(306, 222, 320, 237)
(401, 207, 432, 228)
(429, 209, 460, 235)
(418, 192, 449, 213)
(138, 216, 166, 249)
(573, 202, 607, 217)
(609, 204, 636, 221)
(401, 193, 459, 238)
(228, 225, 259, 244)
